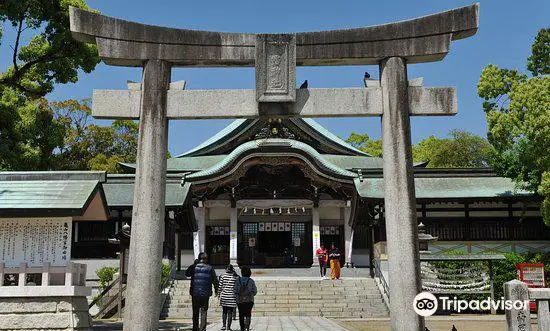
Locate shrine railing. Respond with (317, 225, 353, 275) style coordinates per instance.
(0, 262, 89, 296)
(373, 258, 390, 307)
(504, 280, 550, 331)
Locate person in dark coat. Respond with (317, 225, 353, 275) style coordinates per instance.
(186, 253, 219, 331)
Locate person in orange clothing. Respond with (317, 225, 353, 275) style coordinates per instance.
(329, 243, 341, 280)
(315, 243, 328, 278)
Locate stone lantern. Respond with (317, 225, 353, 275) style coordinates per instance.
(418, 222, 438, 254)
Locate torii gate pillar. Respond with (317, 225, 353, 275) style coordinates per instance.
(380, 57, 423, 330)
(125, 60, 170, 331)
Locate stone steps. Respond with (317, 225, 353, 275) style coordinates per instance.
(161, 278, 388, 319)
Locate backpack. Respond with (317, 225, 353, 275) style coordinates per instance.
(238, 278, 251, 303)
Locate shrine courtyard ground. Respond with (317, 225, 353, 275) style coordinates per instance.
(91, 315, 540, 331)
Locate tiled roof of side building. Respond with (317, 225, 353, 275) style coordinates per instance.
(355, 175, 535, 200)
(0, 171, 108, 218)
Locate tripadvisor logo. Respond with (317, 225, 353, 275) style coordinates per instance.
(413, 292, 530, 316)
(413, 292, 438, 317)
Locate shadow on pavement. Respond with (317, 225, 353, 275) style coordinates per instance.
(92, 320, 194, 330)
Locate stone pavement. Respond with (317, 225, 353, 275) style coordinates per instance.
(92, 317, 351, 330)
(206, 316, 351, 331)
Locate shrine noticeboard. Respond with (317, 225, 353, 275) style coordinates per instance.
(517, 263, 546, 288)
(0, 217, 72, 267)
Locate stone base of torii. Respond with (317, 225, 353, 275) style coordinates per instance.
(69, 4, 479, 331)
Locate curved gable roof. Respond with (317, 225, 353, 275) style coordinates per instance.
(183, 139, 358, 184)
(176, 118, 369, 158)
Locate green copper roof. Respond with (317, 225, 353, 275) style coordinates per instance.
(0, 171, 106, 216)
(296, 118, 368, 156)
(177, 119, 254, 157)
(184, 138, 358, 183)
(103, 180, 191, 207)
(355, 176, 534, 200)
(324, 155, 383, 169)
(176, 118, 368, 157)
(121, 154, 385, 173)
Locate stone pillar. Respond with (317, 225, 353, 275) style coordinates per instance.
(312, 207, 320, 266)
(194, 207, 206, 259)
(380, 57, 424, 331)
(230, 207, 238, 265)
(343, 206, 353, 267)
(538, 300, 550, 331)
(504, 280, 532, 331)
(123, 59, 170, 331)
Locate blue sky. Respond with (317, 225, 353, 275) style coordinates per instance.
(1, 0, 548, 156)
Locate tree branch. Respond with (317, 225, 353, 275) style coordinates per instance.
(12, 17, 24, 72)
(0, 51, 59, 92)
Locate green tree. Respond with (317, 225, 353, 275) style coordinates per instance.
(345, 130, 491, 167)
(345, 132, 383, 157)
(478, 28, 550, 224)
(0, 0, 99, 97)
(52, 99, 138, 173)
(412, 130, 493, 168)
(0, 0, 100, 170)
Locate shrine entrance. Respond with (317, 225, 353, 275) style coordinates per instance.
(239, 221, 312, 267)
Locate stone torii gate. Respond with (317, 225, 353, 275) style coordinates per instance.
(70, 4, 479, 331)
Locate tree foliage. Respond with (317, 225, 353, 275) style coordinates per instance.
(51, 100, 138, 172)
(478, 28, 550, 224)
(345, 132, 382, 157)
(412, 130, 493, 168)
(0, 0, 99, 97)
(0, 1, 139, 172)
(344, 130, 492, 168)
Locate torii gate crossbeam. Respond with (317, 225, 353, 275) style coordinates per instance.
(69, 4, 479, 331)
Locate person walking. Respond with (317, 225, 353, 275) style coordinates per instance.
(316, 243, 328, 278)
(218, 264, 239, 330)
(234, 266, 257, 331)
(328, 243, 341, 280)
(185, 252, 219, 331)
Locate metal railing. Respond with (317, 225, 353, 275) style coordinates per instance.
(373, 258, 390, 304)
(88, 275, 120, 310)
(89, 261, 175, 320)
(90, 275, 126, 319)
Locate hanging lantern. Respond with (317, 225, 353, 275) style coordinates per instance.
(287, 208, 291, 214)
(270, 208, 274, 214)
(302, 207, 306, 212)
(253, 208, 256, 215)
(244, 207, 248, 212)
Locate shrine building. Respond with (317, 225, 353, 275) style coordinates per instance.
(0, 118, 548, 273)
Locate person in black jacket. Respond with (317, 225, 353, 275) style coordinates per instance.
(186, 253, 219, 331)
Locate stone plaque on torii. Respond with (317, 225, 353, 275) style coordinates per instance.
(70, 4, 479, 331)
